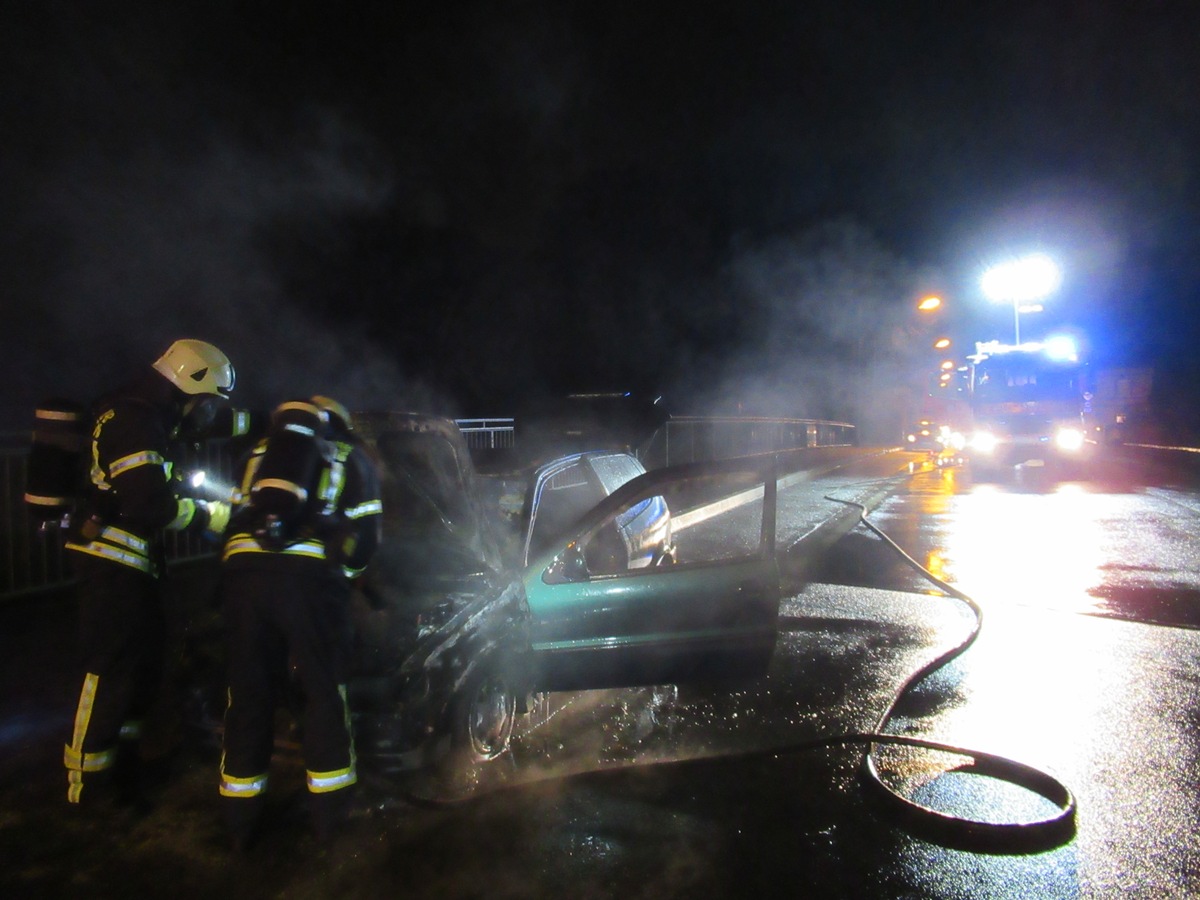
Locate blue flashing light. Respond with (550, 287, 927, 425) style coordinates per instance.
(1043, 335, 1078, 363)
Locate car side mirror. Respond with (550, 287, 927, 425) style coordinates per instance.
(543, 543, 590, 585)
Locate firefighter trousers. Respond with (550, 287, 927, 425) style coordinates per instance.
(218, 563, 356, 839)
(64, 555, 165, 804)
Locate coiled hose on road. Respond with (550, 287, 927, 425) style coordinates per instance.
(818, 492, 1077, 853)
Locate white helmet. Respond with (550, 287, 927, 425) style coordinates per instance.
(152, 339, 235, 396)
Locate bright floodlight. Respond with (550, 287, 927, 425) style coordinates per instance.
(981, 254, 1061, 304)
(981, 253, 1060, 343)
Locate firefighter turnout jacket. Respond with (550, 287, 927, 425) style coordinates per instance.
(63, 371, 229, 803)
(65, 381, 219, 574)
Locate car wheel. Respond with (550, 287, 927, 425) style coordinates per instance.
(449, 662, 517, 766)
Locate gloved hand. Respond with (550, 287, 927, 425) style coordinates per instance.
(169, 461, 209, 500)
(197, 499, 231, 544)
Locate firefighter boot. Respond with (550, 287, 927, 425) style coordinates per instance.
(223, 795, 266, 853)
(309, 788, 353, 843)
(67, 767, 118, 812)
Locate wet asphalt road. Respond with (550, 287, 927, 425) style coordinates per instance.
(3, 446, 1200, 898)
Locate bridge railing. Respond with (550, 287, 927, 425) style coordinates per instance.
(0, 432, 233, 601)
(637, 416, 856, 469)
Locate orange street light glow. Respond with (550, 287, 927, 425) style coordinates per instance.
(918, 296, 942, 311)
(934, 338, 951, 349)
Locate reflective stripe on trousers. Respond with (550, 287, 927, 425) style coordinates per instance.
(64, 673, 115, 803)
(219, 769, 269, 798)
(307, 683, 357, 794)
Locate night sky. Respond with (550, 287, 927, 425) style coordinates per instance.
(4, 1, 1198, 438)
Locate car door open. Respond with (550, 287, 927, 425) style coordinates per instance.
(523, 456, 781, 692)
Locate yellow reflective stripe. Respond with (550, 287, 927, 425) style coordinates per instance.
(278, 400, 321, 416)
(64, 672, 118, 784)
(65, 541, 153, 573)
(222, 534, 327, 561)
(96, 525, 149, 555)
(307, 766, 357, 793)
(232, 409, 252, 436)
(278, 540, 325, 558)
(25, 491, 73, 507)
(344, 500, 383, 519)
(63, 744, 116, 772)
(68, 672, 97, 761)
(36, 407, 81, 422)
(166, 497, 197, 531)
(307, 684, 357, 793)
(251, 477, 308, 502)
(219, 772, 269, 798)
(222, 535, 263, 558)
(108, 449, 165, 478)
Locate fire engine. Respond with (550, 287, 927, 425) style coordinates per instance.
(965, 336, 1093, 475)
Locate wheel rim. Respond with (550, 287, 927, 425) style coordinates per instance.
(466, 673, 515, 759)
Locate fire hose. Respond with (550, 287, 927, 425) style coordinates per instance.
(815, 492, 1077, 853)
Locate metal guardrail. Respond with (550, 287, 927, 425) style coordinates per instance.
(0, 432, 234, 601)
(637, 416, 856, 468)
(455, 418, 516, 449)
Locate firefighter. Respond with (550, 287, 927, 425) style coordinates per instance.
(218, 395, 382, 849)
(64, 339, 236, 808)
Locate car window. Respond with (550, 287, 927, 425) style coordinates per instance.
(526, 459, 606, 561)
(544, 464, 771, 584)
(587, 453, 646, 494)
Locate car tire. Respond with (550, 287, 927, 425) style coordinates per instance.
(448, 660, 518, 767)
(433, 660, 519, 798)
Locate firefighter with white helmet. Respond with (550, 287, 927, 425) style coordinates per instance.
(63, 339, 238, 808)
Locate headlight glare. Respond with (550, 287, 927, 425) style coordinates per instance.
(970, 431, 998, 454)
(1055, 427, 1085, 452)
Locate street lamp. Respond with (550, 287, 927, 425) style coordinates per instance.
(980, 254, 1061, 344)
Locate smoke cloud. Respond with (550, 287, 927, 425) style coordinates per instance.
(666, 219, 930, 443)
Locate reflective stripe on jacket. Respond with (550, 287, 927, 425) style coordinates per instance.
(65, 524, 156, 575)
(66, 387, 198, 574)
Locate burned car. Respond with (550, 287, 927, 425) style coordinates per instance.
(184, 412, 782, 785)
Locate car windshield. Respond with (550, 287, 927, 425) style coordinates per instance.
(376, 430, 472, 534)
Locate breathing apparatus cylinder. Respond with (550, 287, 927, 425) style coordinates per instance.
(24, 398, 89, 526)
(247, 399, 330, 549)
